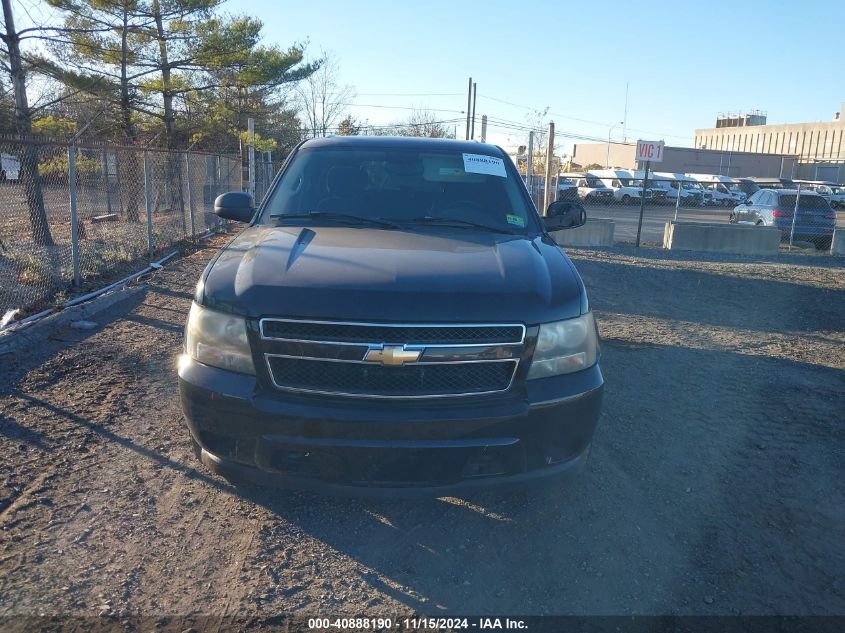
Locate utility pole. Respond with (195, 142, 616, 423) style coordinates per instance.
(470, 82, 477, 139)
(543, 121, 555, 213)
(465, 77, 472, 140)
(480, 115, 487, 142)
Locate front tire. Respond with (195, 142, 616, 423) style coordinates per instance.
(729, 212, 737, 224)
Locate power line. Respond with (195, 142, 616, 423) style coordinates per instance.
(477, 93, 692, 141)
(340, 103, 465, 114)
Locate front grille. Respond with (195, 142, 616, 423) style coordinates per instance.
(260, 320, 524, 345)
(266, 356, 516, 398)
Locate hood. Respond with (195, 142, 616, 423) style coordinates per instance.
(200, 225, 585, 324)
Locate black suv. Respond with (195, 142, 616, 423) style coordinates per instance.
(178, 136, 603, 494)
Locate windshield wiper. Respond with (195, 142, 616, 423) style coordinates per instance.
(401, 217, 519, 235)
(271, 212, 402, 230)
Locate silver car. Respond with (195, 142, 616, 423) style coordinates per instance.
(730, 189, 836, 250)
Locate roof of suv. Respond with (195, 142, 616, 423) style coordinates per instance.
(299, 135, 504, 154)
(765, 188, 823, 197)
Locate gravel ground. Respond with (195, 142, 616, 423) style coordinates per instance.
(1, 236, 844, 620)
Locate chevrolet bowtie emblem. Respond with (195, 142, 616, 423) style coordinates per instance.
(364, 344, 423, 366)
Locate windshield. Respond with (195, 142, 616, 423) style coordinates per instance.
(262, 147, 538, 234)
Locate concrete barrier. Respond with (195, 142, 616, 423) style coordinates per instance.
(832, 230, 845, 256)
(551, 219, 615, 247)
(663, 221, 781, 256)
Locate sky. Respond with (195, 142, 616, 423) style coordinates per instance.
(226, 0, 845, 154)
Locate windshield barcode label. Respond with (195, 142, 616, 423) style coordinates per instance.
(463, 153, 507, 178)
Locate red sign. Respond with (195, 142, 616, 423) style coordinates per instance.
(636, 140, 665, 163)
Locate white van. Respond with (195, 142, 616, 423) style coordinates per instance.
(647, 172, 706, 206)
(587, 169, 660, 204)
(794, 180, 845, 208)
(558, 173, 615, 203)
(687, 174, 746, 207)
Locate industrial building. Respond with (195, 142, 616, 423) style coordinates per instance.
(694, 103, 845, 181)
(570, 142, 796, 178)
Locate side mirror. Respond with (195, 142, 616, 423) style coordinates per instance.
(214, 191, 255, 222)
(544, 199, 587, 231)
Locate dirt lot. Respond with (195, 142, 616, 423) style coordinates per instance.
(1, 236, 844, 620)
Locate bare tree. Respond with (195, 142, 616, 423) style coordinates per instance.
(295, 53, 354, 138)
(1, 0, 53, 245)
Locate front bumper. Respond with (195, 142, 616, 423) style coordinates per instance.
(178, 357, 604, 495)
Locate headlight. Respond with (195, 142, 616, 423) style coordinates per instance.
(527, 312, 599, 379)
(185, 302, 255, 375)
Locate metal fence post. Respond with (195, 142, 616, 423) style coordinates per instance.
(143, 150, 154, 258)
(247, 117, 256, 199)
(789, 183, 801, 250)
(674, 180, 681, 222)
(68, 143, 81, 286)
(185, 152, 195, 238)
(635, 161, 650, 247)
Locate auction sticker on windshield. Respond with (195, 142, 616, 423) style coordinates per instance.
(463, 153, 507, 177)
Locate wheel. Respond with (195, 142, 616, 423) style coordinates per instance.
(815, 237, 832, 251)
(755, 220, 764, 226)
(729, 212, 737, 224)
(621, 194, 631, 204)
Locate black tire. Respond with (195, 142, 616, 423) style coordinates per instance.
(756, 220, 764, 226)
(815, 238, 832, 251)
(621, 194, 631, 204)
(729, 212, 737, 224)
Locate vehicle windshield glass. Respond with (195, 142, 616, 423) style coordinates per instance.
(585, 177, 603, 188)
(779, 194, 830, 210)
(262, 146, 538, 234)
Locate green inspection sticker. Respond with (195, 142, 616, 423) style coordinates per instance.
(506, 214, 526, 227)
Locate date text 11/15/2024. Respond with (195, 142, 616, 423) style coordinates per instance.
(307, 617, 528, 630)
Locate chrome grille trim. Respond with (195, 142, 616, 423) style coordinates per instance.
(259, 318, 526, 347)
(258, 318, 525, 398)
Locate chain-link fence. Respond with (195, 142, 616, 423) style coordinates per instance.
(254, 151, 280, 204)
(527, 169, 842, 251)
(0, 137, 243, 318)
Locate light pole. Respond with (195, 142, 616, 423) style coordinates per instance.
(606, 121, 624, 168)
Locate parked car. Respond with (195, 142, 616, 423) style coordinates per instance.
(179, 136, 604, 494)
(562, 172, 614, 203)
(819, 184, 845, 208)
(794, 181, 845, 208)
(687, 174, 746, 207)
(588, 169, 658, 204)
(730, 188, 835, 250)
